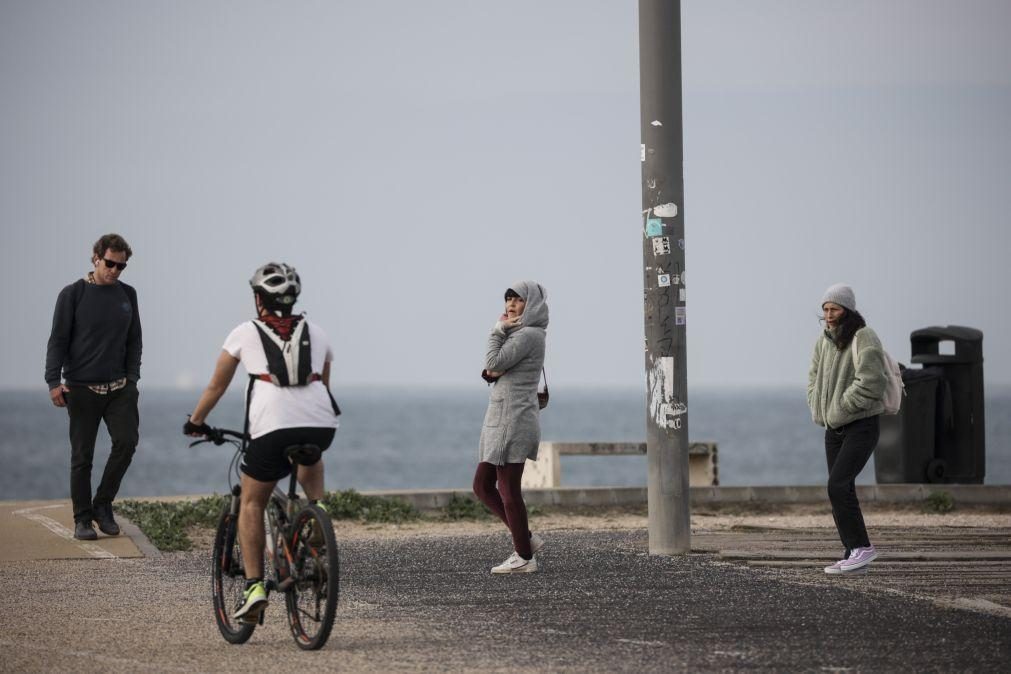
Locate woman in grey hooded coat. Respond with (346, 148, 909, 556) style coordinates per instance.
(473, 280, 548, 574)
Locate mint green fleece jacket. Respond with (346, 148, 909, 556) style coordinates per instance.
(807, 326, 888, 429)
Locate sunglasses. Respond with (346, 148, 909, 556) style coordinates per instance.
(101, 258, 128, 271)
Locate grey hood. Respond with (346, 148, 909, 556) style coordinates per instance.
(510, 280, 549, 329)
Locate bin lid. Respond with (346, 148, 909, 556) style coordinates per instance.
(910, 325, 983, 364)
(910, 326, 982, 342)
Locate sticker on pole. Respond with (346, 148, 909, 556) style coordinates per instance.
(653, 202, 678, 218)
(648, 357, 687, 430)
(652, 237, 670, 255)
(641, 144, 646, 162)
(676, 306, 686, 325)
(657, 273, 671, 288)
(645, 218, 664, 237)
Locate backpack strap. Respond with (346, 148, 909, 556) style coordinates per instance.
(73, 278, 86, 307)
(123, 282, 139, 318)
(242, 374, 256, 453)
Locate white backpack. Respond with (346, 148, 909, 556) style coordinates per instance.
(851, 335, 904, 415)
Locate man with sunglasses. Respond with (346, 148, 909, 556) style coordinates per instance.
(45, 234, 142, 540)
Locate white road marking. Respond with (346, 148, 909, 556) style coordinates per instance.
(13, 504, 119, 559)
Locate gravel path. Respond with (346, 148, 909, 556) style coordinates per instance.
(2, 523, 1009, 672)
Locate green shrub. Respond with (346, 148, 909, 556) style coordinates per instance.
(925, 490, 955, 514)
(320, 489, 420, 523)
(441, 493, 492, 520)
(118, 495, 228, 551)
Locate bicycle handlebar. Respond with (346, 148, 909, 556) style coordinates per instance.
(188, 426, 247, 447)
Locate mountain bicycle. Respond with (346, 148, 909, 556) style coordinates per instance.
(189, 427, 339, 650)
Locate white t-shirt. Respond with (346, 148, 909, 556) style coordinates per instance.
(223, 319, 340, 439)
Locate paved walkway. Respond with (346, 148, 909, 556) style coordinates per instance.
(694, 525, 1011, 617)
(0, 500, 148, 562)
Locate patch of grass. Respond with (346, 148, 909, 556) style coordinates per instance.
(117, 495, 228, 551)
(925, 490, 955, 514)
(320, 489, 420, 523)
(441, 493, 492, 520)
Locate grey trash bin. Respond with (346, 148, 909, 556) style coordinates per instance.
(909, 326, 985, 484)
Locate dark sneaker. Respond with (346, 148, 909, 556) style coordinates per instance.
(93, 504, 120, 536)
(233, 581, 268, 621)
(74, 520, 98, 541)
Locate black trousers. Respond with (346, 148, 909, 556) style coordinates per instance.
(825, 415, 879, 555)
(66, 382, 140, 522)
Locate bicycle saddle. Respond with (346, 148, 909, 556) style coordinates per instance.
(285, 444, 322, 466)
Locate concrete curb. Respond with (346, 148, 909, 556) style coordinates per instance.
(361, 484, 1011, 510)
(5, 485, 1005, 514)
(117, 515, 162, 559)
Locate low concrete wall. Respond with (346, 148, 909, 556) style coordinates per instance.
(363, 484, 1011, 510)
(522, 441, 719, 489)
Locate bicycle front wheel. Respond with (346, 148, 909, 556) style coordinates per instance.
(284, 504, 339, 650)
(211, 506, 256, 644)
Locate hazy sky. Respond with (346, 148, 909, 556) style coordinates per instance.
(3, 0, 1010, 391)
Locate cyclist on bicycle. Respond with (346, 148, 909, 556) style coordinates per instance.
(184, 262, 340, 622)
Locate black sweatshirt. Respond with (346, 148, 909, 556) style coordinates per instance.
(45, 279, 143, 389)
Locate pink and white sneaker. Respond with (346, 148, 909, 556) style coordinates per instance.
(838, 545, 878, 572)
(824, 555, 849, 575)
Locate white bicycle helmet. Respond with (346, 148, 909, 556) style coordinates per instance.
(249, 262, 301, 309)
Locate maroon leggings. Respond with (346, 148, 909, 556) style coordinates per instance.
(472, 462, 532, 559)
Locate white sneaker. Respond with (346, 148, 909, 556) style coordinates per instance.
(491, 552, 538, 574)
(530, 532, 545, 554)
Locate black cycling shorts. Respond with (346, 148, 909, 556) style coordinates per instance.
(241, 426, 336, 483)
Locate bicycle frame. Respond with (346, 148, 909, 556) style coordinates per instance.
(216, 451, 306, 599)
(263, 472, 305, 594)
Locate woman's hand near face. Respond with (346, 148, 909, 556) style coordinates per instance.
(494, 314, 522, 335)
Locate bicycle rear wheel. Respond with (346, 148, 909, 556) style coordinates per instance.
(211, 506, 256, 644)
(284, 504, 339, 650)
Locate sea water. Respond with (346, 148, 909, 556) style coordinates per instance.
(2, 386, 1009, 500)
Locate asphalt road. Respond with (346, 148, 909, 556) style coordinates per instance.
(1, 529, 1008, 672)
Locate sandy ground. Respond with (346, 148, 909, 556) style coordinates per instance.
(179, 502, 1011, 547)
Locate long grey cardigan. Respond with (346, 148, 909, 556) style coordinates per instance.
(478, 280, 548, 465)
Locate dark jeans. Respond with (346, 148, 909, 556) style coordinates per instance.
(825, 415, 879, 555)
(66, 382, 139, 522)
(473, 462, 532, 559)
